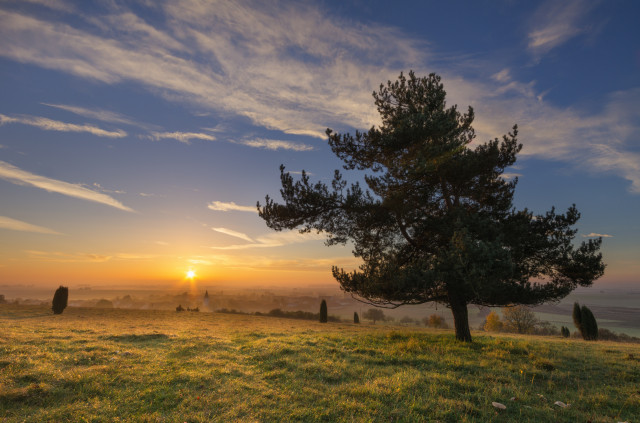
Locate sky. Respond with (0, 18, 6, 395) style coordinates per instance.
(0, 0, 638, 291)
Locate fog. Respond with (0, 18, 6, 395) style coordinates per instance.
(1, 283, 639, 336)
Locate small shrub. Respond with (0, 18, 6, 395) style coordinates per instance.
(430, 314, 448, 329)
(483, 311, 503, 332)
(354, 312, 360, 324)
(319, 299, 328, 323)
(176, 305, 185, 312)
(52, 286, 68, 315)
(561, 326, 570, 338)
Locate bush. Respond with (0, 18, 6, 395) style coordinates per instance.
(502, 305, 538, 334)
(561, 326, 571, 338)
(354, 312, 360, 324)
(320, 299, 328, 323)
(176, 305, 185, 312)
(52, 286, 68, 315)
(424, 314, 448, 329)
(573, 302, 598, 340)
(483, 311, 503, 332)
(597, 328, 640, 343)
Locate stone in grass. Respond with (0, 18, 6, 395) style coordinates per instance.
(492, 402, 507, 410)
(554, 401, 570, 408)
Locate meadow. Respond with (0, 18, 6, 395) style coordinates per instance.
(1, 304, 639, 422)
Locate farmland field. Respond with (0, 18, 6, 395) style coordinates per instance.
(1, 304, 639, 422)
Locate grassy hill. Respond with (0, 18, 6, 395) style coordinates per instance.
(1, 305, 638, 422)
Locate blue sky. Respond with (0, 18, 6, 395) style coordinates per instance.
(0, 0, 638, 289)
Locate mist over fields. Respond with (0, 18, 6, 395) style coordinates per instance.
(2, 283, 639, 337)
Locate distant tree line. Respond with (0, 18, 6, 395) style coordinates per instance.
(231, 308, 342, 322)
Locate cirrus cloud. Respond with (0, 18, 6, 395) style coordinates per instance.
(0, 215, 61, 234)
(207, 201, 257, 213)
(0, 161, 134, 212)
(0, 113, 126, 138)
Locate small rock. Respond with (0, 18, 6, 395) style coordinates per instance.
(492, 402, 507, 410)
(554, 401, 570, 408)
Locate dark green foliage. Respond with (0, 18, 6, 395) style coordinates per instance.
(259, 71, 605, 342)
(51, 286, 68, 315)
(561, 326, 570, 338)
(572, 302, 583, 334)
(573, 302, 598, 340)
(319, 299, 328, 323)
(354, 311, 360, 324)
(581, 305, 598, 341)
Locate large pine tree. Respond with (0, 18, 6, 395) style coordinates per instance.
(259, 71, 605, 342)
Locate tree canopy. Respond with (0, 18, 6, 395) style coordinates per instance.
(258, 71, 605, 342)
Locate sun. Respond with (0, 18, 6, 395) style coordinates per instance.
(186, 270, 196, 279)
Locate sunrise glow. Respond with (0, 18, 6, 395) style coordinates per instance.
(0, 1, 637, 290)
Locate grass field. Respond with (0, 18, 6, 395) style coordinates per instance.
(1, 304, 639, 422)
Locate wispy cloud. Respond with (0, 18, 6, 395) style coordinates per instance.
(0, 161, 134, 212)
(92, 182, 125, 195)
(24, 250, 156, 262)
(18, 0, 75, 13)
(0, 216, 61, 234)
(0, 1, 637, 194)
(207, 201, 257, 213)
(582, 233, 613, 238)
(0, 4, 412, 138)
(237, 138, 313, 151)
(0, 113, 126, 138)
(212, 227, 253, 242)
(25, 250, 112, 263)
(527, 0, 596, 59)
(41, 103, 150, 129)
(211, 230, 325, 250)
(148, 131, 215, 144)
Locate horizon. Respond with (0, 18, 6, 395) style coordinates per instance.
(1, 1, 639, 290)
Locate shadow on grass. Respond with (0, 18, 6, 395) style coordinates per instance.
(101, 333, 171, 343)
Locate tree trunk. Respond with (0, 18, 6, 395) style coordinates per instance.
(449, 294, 472, 342)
